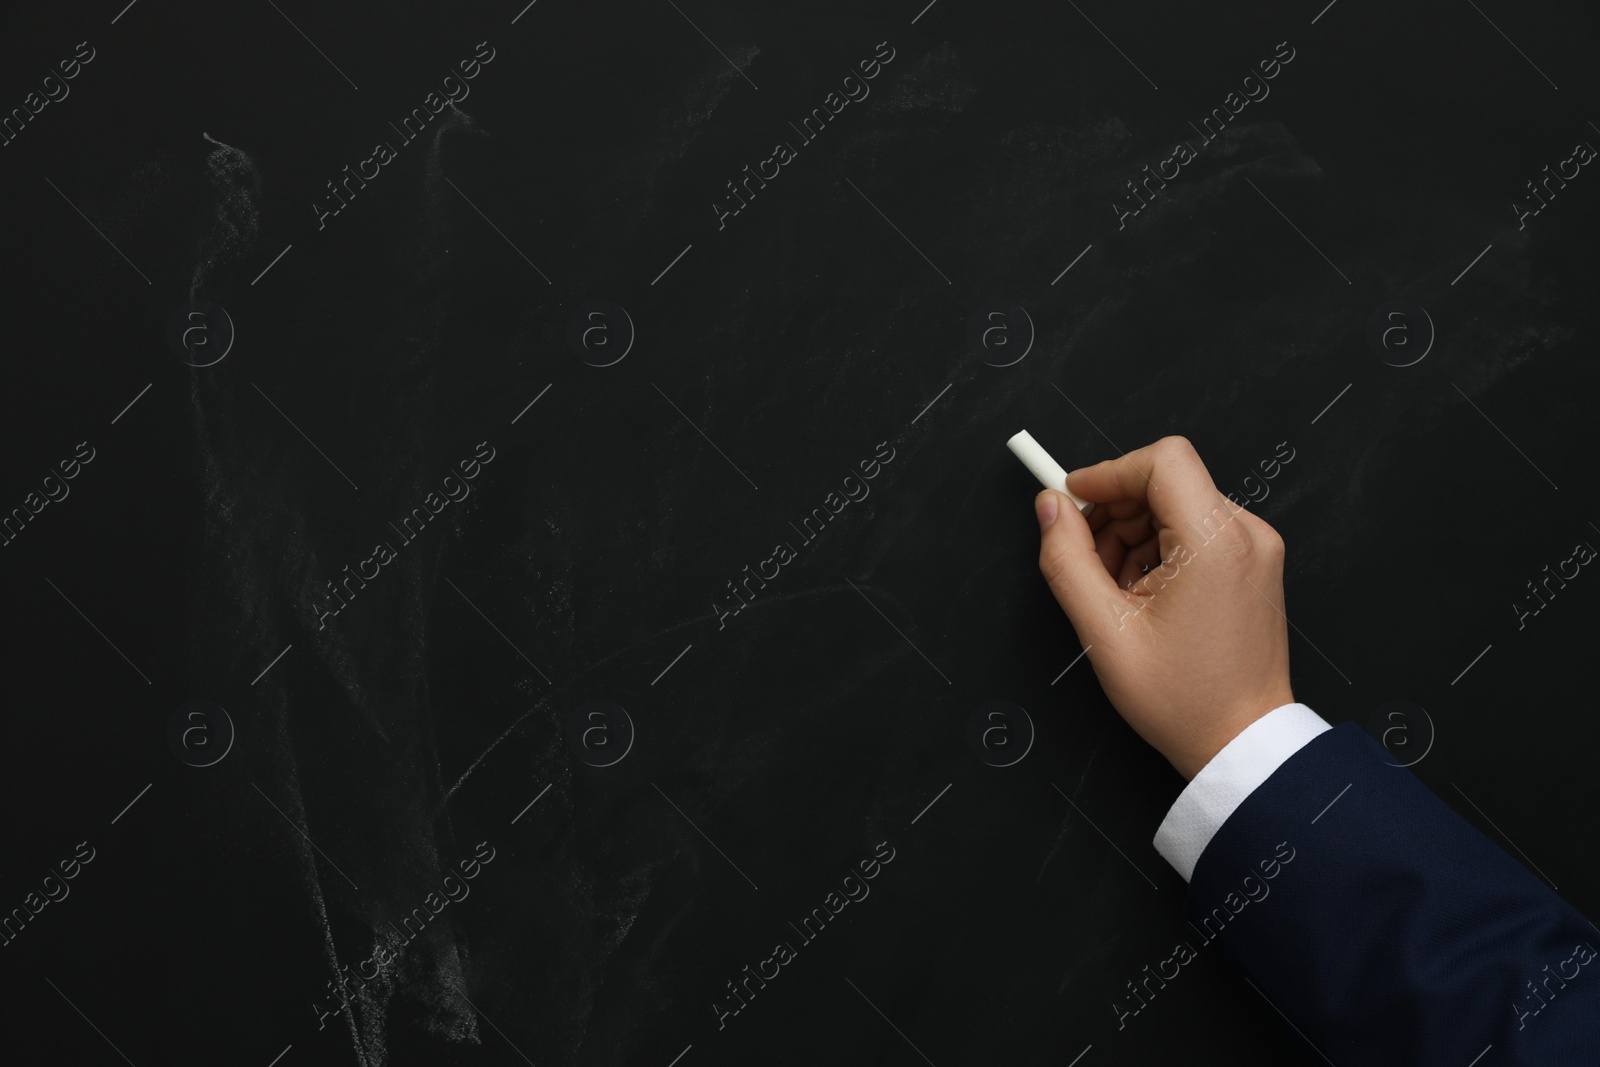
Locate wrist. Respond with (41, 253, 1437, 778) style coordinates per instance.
(1168, 692, 1294, 781)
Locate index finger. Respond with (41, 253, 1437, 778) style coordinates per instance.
(1065, 436, 1226, 528)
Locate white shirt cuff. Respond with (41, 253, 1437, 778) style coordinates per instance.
(1152, 703, 1331, 882)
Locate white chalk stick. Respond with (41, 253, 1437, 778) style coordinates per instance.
(1007, 430, 1093, 514)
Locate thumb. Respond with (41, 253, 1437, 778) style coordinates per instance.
(1035, 490, 1130, 638)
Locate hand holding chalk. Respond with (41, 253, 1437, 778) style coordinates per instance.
(1029, 436, 1296, 781)
(1006, 430, 1093, 514)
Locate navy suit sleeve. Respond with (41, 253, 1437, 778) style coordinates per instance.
(1186, 722, 1599, 1065)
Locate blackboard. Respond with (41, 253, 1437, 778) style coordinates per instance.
(4, 0, 1597, 1064)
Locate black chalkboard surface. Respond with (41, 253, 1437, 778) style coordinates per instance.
(4, 1, 1597, 1064)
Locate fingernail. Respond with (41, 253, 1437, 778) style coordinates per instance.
(1035, 491, 1059, 531)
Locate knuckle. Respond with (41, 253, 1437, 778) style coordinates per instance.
(1211, 520, 1253, 560)
(1259, 525, 1286, 560)
(1242, 512, 1285, 559)
(1155, 435, 1195, 461)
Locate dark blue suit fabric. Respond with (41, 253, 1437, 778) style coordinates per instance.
(1187, 722, 1599, 1065)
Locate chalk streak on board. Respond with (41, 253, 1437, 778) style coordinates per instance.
(440, 611, 708, 807)
(666, 0, 759, 90)
(193, 131, 263, 302)
(451, 982, 538, 1066)
(251, 383, 361, 491)
(252, 782, 361, 891)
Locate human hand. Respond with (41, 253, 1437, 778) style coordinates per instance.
(1034, 436, 1295, 780)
